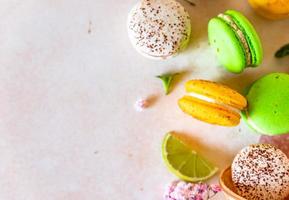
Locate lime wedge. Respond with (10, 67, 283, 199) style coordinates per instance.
(162, 132, 218, 182)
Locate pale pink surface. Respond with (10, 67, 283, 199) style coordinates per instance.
(0, 0, 289, 200)
(134, 98, 150, 112)
(259, 134, 289, 157)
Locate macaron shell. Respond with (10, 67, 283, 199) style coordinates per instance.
(244, 73, 289, 135)
(248, 0, 289, 20)
(178, 96, 241, 126)
(185, 80, 247, 110)
(232, 144, 289, 199)
(241, 110, 260, 133)
(127, 0, 191, 59)
(208, 18, 246, 73)
(225, 10, 263, 66)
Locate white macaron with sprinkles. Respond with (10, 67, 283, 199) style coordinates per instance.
(231, 144, 289, 200)
(127, 0, 191, 59)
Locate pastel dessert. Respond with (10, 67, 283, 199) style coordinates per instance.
(208, 10, 263, 73)
(178, 80, 247, 126)
(231, 144, 289, 200)
(248, 0, 289, 20)
(242, 73, 289, 135)
(127, 0, 191, 59)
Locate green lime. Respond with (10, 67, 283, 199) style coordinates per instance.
(162, 132, 218, 182)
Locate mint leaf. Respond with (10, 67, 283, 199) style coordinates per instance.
(275, 43, 289, 58)
(157, 73, 178, 95)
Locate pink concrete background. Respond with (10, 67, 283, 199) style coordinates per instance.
(0, 0, 289, 199)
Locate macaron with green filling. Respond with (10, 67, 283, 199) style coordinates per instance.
(208, 10, 263, 73)
(243, 73, 289, 135)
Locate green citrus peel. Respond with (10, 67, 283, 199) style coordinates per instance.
(162, 132, 218, 182)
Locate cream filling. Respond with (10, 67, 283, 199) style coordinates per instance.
(218, 14, 252, 66)
(186, 92, 240, 114)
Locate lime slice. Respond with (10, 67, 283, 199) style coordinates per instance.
(162, 132, 218, 182)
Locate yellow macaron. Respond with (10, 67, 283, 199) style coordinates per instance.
(178, 80, 247, 126)
(248, 0, 289, 20)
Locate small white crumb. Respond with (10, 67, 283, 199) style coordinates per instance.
(134, 98, 149, 112)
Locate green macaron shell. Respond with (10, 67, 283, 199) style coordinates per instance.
(225, 10, 263, 66)
(208, 10, 263, 73)
(243, 73, 289, 135)
(208, 18, 246, 73)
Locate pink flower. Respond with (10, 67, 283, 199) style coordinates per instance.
(164, 181, 179, 200)
(210, 184, 222, 193)
(195, 184, 208, 194)
(164, 181, 221, 200)
(193, 193, 204, 200)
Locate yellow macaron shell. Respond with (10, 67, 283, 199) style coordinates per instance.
(178, 80, 247, 126)
(248, 0, 289, 20)
(178, 96, 241, 126)
(185, 80, 247, 110)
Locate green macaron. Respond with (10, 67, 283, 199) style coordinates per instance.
(242, 73, 289, 135)
(208, 10, 263, 73)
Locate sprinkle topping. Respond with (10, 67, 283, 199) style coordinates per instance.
(127, 0, 191, 58)
(232, 144, 289, 200)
